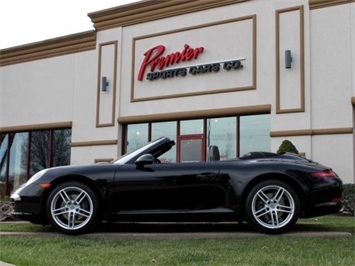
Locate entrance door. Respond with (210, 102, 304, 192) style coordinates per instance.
(177, 134, 205, 162)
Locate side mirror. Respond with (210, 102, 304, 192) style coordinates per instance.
(135, 154, 154, 167)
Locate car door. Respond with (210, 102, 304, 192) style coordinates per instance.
(111, 161, 219, 213)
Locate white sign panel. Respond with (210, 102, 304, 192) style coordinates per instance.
(132, 15, 256, 102)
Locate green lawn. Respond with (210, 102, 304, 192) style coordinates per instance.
(0, 216, 354, 266)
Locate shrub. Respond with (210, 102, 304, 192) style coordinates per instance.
(277, 140, 299, 154)
(0, 201, 14, 221)
(342, 184, 355, 215)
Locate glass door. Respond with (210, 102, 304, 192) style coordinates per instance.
(177, 134, 205, 162)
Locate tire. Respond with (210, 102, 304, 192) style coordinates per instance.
(245, 180, 300, 234)
(46, 181, 99, 234)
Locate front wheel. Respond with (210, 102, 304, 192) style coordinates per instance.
(245, 180, 300, 234)
(46, 182, 100, 234)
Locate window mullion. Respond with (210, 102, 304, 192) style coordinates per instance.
(48, 130, 54, 167)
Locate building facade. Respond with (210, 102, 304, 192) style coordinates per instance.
(1, 0, 354, 196)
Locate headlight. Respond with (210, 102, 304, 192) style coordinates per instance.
(11, 169, 48, 201)
(26, 169, 48, 185)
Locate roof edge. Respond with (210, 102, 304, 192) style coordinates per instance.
(0, 31, 96, 66)
(88, 0, 252, 30)
(309, 0, 354, 10)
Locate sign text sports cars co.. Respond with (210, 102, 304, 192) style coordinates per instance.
(137, 44, 244, 81)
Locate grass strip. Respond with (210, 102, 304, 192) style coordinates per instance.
(0, 215, 354, 266)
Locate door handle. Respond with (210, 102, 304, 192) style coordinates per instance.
(197, 173, 217, 181)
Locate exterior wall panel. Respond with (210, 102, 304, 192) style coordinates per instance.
(1, 56, 75, 127)
(96, 41, 118, 127)
(310, 4, 353, 129)
(276, 6, 305, 113)
(0, 0, 354, 183)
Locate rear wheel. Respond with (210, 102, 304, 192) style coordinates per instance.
(46, 182, 99, 234)
(245, 180, 300, 234)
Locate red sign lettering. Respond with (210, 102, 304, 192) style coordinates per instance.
(137, 44, 204, 81)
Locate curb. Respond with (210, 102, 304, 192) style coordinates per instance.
(0, 231, 352, 239)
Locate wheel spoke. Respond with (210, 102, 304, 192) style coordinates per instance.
(59, 190, 71, 203)
(270, 211, 279, 227)
(277, 204, 293, 213)
(76, 207, 91, 218)
(74, 191, 87, 204)
(274, 187, 285, 202)
(52, 206, 69, 217)
(256, 190, 270, 203)
(254, 207, 269, 218)
(67, 212, 76, 228)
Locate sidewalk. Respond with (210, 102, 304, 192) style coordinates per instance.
(0, 229, 352, 239)
(0, 261, 15, 266)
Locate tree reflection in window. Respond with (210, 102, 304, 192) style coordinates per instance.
(1, 129, 71, 195)
(30, 131, 50, 176)
(0, 134, 9, 183)
(52, 129, 71, 167)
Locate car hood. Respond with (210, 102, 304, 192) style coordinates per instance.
(31, 163, 122, 182)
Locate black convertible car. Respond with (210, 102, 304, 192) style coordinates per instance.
(11, 137, 343, 234)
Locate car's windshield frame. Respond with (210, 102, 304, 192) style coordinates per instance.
(113, 137, 173, 165)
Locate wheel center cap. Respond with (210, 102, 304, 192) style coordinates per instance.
(269, 203, 277, 210)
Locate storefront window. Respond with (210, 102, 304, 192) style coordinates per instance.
(0, 134, 8, 198)
(180, 119, 203, 135)
(0, 128, 71, 196)
(240, 114, 271, 156)
(207, 117, 237, 160)
(30, 131, 50, 176)
(8, 133, 29, 193)
(152, 122, 176, 163)
(0, 134, 9, 184)
(123, 114, 270, 163)
(126, 124, 149, 153)
(52, 129, 71, 167)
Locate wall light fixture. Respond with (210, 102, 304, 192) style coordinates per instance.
(285, 50, 292, 69)
(102, 76, 109, 92)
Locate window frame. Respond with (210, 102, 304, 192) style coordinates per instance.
(0, 128, 71, 196)
(123, 114, 270, 161)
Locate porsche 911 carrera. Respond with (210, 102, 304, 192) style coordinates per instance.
(11, 137, 343, 234)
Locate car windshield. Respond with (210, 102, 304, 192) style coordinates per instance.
(113, 137, 167, 165)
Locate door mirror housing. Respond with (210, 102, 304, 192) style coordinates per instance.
(135, 154, 154, 167)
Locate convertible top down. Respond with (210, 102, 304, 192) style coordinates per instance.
(11, 137, 343, 234)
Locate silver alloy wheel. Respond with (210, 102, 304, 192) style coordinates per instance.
(251, 185, 295, 229)
(50, 186, 94, 231)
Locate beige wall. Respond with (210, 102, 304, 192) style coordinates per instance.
(0, 0, 354, 182)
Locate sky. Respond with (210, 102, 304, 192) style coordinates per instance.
(0, 0, 139, 49)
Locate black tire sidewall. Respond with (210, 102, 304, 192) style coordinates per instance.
(245, 180, 300, 234)
(46, 181, 99, 234)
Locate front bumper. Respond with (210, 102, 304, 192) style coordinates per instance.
(11, 211, 46, 224)
(10, 183, 48, 224)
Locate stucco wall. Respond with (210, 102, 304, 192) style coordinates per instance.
(309, 3, 354, 183)
(1, 0, 354, 182)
